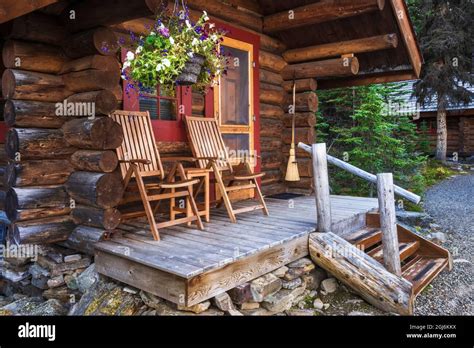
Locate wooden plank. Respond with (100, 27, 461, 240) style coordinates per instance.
(186, 235, 308, 306)
(95, 249, 187, 305)
(403, 257, 448, 295)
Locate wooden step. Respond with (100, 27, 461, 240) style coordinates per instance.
(368, 241, 420, 264)
(402, 257, 449, 295)
(344, 228, 381, 250)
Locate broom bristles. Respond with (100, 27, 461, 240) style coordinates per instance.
(285, 147, 300, 181)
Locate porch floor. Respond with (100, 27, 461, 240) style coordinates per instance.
(94, 195, 378, 306)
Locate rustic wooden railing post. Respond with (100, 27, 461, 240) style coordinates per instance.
(376, 173, 402, 276)
(312, 143, 332, 232)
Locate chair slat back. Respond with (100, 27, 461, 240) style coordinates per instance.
(185, 116, 232, 172)
(110, 110, 165, 179)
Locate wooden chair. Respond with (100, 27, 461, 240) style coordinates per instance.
(110, 110, 203, 241)
(184, 116, 269, 223)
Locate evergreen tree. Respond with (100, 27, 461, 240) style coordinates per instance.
(410, 0, 474, 161)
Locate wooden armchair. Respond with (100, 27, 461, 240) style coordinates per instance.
(110, 110, 203, 241)
(184, 116, 269, 223)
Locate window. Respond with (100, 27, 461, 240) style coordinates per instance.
(139, 86, 179, 121)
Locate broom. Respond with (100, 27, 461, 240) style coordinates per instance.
(285, 79, 300, 182)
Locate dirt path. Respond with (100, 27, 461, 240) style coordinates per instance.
(414, 174, 474, 315)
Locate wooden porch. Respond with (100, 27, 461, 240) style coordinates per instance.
(95, 195, 379, 306)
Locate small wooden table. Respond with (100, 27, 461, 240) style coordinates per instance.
(170, 168, 210, 223)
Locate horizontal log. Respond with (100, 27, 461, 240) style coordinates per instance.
(66, 90, 118, 115)
(66, 171, 123, 208)
(282, 79, 317, 93)
(60, 225, 109, 255)
(260, 118, 283, 138)
(259, 50, 287, 73)
(70, 150, 119, 173)
(2, 39, 68, 74)
(7, 207, 71, 223)
(71, 205, 121, 230)
(260, 103, 283, 119)
(283, 34, 398, 63)
(0, 0, 58, 25)
(59, 55, 121, 74)
(62, 117, 124, 150)
(259, 68, 283, 86)
(283, 127, 315, 145)
(157, 141, 191, 155)
(264, 0, 385, 33)
(2, 69, 73, 101)
(317, 71, 418, 90)
(6, 186, 69, 221)
(186, 0, 262, 32)
(285, 92, 319, 113)
(61, 0, 162, 32)
(0, 13, 67, 45)
(282, 144, 311, 158)
(112, 84, 123, 102)
(4, 99, 71, 128)
(5, 159, 74, 187)
(298, 142, 422, 204)
(309, 232, 413, 315)
(260, 88, 285, 106)
(261, 151, 282, 170)
(10, 215, 75, 245)
(287, 157, 312, 177)
(260, 137, 282, 152)
(260, 34, 286, 54)
(261, 182, 285, 195)
(286, 177, 313, 190)
(62, 69, 120, 93)
(282, 57, 360, 80)
(283, 113, 316, 128)
(6, 128, 76, 160)
(62, 27, 120, 59)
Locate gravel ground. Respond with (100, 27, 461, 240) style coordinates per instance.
(414, 173, 474, 315)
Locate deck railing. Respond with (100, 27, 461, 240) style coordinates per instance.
(298, 142, 421, 276)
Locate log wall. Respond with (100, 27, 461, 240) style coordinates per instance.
(1, 12, 123, 246)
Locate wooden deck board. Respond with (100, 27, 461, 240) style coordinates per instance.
(95, 195, 378, 279)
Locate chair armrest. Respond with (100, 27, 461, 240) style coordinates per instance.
(195, 156, 220, 161)
(119, 159, 151, 165)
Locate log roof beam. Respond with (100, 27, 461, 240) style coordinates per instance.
(283, 33, 398, 63)
(0, 0, 58, 24)
(263, 0, 385, 33)
(282, 57, 360, 81)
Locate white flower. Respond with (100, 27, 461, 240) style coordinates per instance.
(192, 38, 199, 46)
(188, 52, 194, 58)
(150, 31, 156, 36)
(211, 34, 217, 41)
(126, 51, 135, 61)
(185, 20, 192, 28)
(169, 36, 175, 45)
(122, 61, 131, 69)
(203, 11, 209, 21)
(209, 23, 215, 29)
(156, 64, 163, 71)
(162, 58, 171, 67)
(135, 46, 143, 54)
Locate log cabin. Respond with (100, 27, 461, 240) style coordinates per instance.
(0, 0, 451, 315)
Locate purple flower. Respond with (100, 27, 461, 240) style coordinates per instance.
(159, 27, 170, 37)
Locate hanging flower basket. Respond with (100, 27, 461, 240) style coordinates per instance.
(121, 3, 227, 96)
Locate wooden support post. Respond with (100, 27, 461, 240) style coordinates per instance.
(377, 173, 401, 276)
(312, 143, 331, 232)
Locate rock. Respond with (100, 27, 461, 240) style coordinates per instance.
(321, 278, 338, 293)
(228, 283, 252, 304)
(282, 277, 302, 290)
(139, 291, 162, 310)
(75, 264, 99, 294)
(28, 299, 67, 316)
(250, 274, 282, 302)
(283, 268, 305, 281)
(287, 258, 315, 273)
(262, 286, 305, 313)
(38, 255, 91, 277)
(154, 302, 195, 316)
(348, 311, 373, 316)
(396, 210, 430, 227)
(0, 297, 42, 315)
(2, 269, 29, 282)
(240, 307, 275, 316)
(212, 292, 235, 312)
(309, 290, 318, 298)
(286, 309, 314, 316)
(64, 254, 82, 263)
(123, 287, 138, 294)
(429, 232, 447, 243)
(323, 303, 330, 310)
(196, 308, 225, 316)
(43, 285, 74, 305)
(313, 298, 324, 310)
(64, 274, 78, 290)
(302, 268, 327, 290)
(177, 301, 211, 314)
(47, 275, 65, 288)
(272, 266, 288, 278)
(31, 276, 49, 290)
(239, 302, 260, 310)
(227, 309, 244, 316)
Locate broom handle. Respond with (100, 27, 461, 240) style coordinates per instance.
(291, 79, 296, 147)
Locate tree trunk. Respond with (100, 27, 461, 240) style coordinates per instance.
(436, 95, 447, 162)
